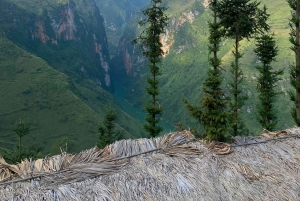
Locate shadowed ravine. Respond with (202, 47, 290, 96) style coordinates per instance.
(112, 79, 175, 135)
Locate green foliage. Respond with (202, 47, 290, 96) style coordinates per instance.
(51, 136, 75, 155)
(289, 64, 300, 124)
(287, 0, 300, 125)
(133, 0, 168, 138)
(0, 144, 43, 164)
(183, 68, 230, 141)
(254, 34, 283, 131)
(0, 120, 42, 164)
(183, 0, 229, 142)
(227, 59, 250, 136)
(217, 0, 269, 40)
(97, 109, 123, 148)
(174, 122, 184, 131)
(13, 119, 30, 160)
(216, 0, 269, 136)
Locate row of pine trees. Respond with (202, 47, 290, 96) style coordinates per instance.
(136, 0, 300, 142)
(185, 0, 280, 141)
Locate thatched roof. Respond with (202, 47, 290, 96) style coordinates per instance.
(1, 128, 300, 200)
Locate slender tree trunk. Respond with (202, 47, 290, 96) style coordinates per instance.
(296, 0, 300, 124)
(213, 10, 217, 72)
(153, 64, 156, 129)
(19, 136, 21, 161)
(233, 35, 239, 136)
(263, 63, 270, 130)
(266, 97, 270, 130)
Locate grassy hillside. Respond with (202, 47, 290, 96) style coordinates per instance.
(0, 30, 146, 154)
(112, 0, 294, 135)
(0, 31, 145, 155)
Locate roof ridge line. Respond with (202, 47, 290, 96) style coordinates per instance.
(231, 134, 300, 147)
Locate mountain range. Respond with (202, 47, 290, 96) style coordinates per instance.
(0, 0, 295, 155)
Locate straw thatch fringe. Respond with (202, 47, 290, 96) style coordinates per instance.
(1, 128, 300, 200)
(0, 131, 196, 186)
(208, 142, 232, 155)
(232, 128, 300, 147)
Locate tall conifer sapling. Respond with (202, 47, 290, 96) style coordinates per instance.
(254, 34, 283, 131)
(287, 0, 300, 125)
(216, 0, 269, 136)
(184, 0, 229, 142)
(133, 0, 168, 138)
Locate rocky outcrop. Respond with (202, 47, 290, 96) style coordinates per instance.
(177, 11, 198, 27)
(203, 0, 210, 8)
(34, 21, 51, 43)
(116, 37, 133, 75)
(160, 29, 174, 56)
(161, 10, 200, 56)
(56, 5, 77, 40)
(32, 2, 77, 43)
(93, 34, 111, 86)
(112, 3, 203, 76)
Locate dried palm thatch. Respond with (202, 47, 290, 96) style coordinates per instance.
(1, 128, 300, 200)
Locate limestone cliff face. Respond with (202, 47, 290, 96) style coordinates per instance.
(93, 34, 111, 86)
(160, 29, 174, 57)
(203, 0, 210, 8)
(118, 38, 132, 75)
(56, 5, 76, 40)
(1, 0, 111, 87)
(94, 0, 149, 58)
(161, 10, 200, 57)
(113, 7, 201, 77)
(34, 21, 51, 43)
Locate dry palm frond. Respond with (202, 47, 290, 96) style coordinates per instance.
(162, 145, 202, 156)
(0, 157, 20, 181)
(0, 131, 199, 186)
(260, 129, 289, 138)
(1, 128, 300, 201)
(208, 141, 232, 155)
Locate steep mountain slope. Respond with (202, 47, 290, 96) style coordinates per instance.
(110, 0, 293, 135)
(1, 0, 111, 88)
(95, 0, 149, 58)
(0, 0, 145, 154)
(0, 30, 145, 153)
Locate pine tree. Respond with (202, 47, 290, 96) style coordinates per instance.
(13, 119, 30, 161)
(97, 109, 123, 148)
(183, 0, 229, 142)
(0, 120, 42, 164)
(287, 0, 300, 126)
(254, 34, 283, 131)
(216, 0, 269, 136)
(133, 0, 168, 138)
